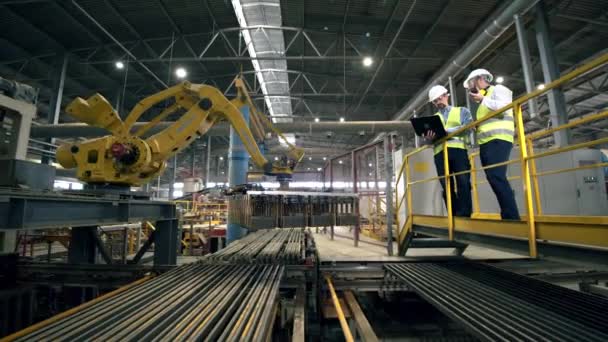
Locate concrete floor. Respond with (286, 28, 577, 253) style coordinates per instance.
(312, 226, 524, 262)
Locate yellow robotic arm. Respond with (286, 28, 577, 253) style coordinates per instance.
(56, 81, 303, 186)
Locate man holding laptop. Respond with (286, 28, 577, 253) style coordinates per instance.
(418, 85, 473, 218)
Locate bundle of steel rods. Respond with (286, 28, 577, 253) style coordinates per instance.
(204, 228, 305, 264)
(386, 263, 608, 341)
(17, 264, 284, 342)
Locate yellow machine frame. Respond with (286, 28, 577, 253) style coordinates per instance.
(56, 78, 304, 186)
(394, 52, 608, 258)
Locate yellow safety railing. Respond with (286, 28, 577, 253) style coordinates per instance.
(394, 52, 608, 258)
(174, 200, 227, 213)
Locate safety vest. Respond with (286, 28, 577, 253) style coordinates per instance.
(433, 107, 466, 155)
(476, 86, 514, 145)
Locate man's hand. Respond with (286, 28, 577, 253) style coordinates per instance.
(469, 91, 484, 103)
(423, 130, 436, 141)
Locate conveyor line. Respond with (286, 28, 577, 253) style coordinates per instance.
(13, 263, 283, 342)
(386, 263, 608, 342)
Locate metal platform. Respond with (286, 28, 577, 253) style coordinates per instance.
(386, 262, 608, 341)
(400, 215, 608, 269)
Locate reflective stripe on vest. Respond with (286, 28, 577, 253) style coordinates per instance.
(476, 86, 515, 144)
(433, 107, 466, 155)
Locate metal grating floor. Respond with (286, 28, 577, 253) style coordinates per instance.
(385, 262, 608, 341)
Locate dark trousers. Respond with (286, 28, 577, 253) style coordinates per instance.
(479, 140, 520, 220)
(433, 148, 472, 217)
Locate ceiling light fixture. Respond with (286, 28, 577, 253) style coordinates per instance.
(175, 67, 187, 79)
(115, 61, 124, 70)
(537, 84, 545, 90)
(495, 76, 504, 84)
(339, 117, 345, 122)
(362, 56, 373, 67)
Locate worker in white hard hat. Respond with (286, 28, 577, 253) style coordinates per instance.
(464, 68, 520, 220)
(423, 85, 473, 217)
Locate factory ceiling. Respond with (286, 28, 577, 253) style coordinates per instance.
(0, 0, 607, 181)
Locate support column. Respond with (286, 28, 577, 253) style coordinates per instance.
(351, 151, 359, 247)
(448, 76, 457, 106)
(0, 231, 16, 253)
(42, 53, 68, 164)
(156, 175, 161, 198)
(190, 145, 196, 178)
(515, 14, 540, 119)
(168, 156, 177, 200)
(413, 112, 421, 148)
(384, 135, 394, 256)
(205, 136, 211, 187)
(67, 226, 97, 264)
(153, 219, 178, 265)
(329, 161, 334, 190)
(227, 106, 250, 244)
(535, 1, 569, 146)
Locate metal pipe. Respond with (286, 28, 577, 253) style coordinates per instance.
(83, 56, 442, 63)
(392, 0, 540, 122)
(30, 121, 413, 138)
(325, 275, 354, 342)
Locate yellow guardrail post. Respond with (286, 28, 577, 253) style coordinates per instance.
(405, 155, 413, 235)
(469, 153, 479, 216)
(527, 138, 542, 215)
(395, 167, 400, 239)
(514, 103, 537, 257)
(443, 144, 454, 240)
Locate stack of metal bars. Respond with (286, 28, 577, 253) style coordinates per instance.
(282, 228, 304, 264)
(385, 263, 608, 341)
(16, 264, 283, 342)
(203, 228, 305, 264)
(257, 229, 289, 263)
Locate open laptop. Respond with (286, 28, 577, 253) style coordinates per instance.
(409, 116, 447, 141)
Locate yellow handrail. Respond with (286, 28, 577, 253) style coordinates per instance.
(394, 51, 608, 258)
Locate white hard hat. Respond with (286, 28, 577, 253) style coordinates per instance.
(463, 69, 493, 88)
(428, 85, 449, 102)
